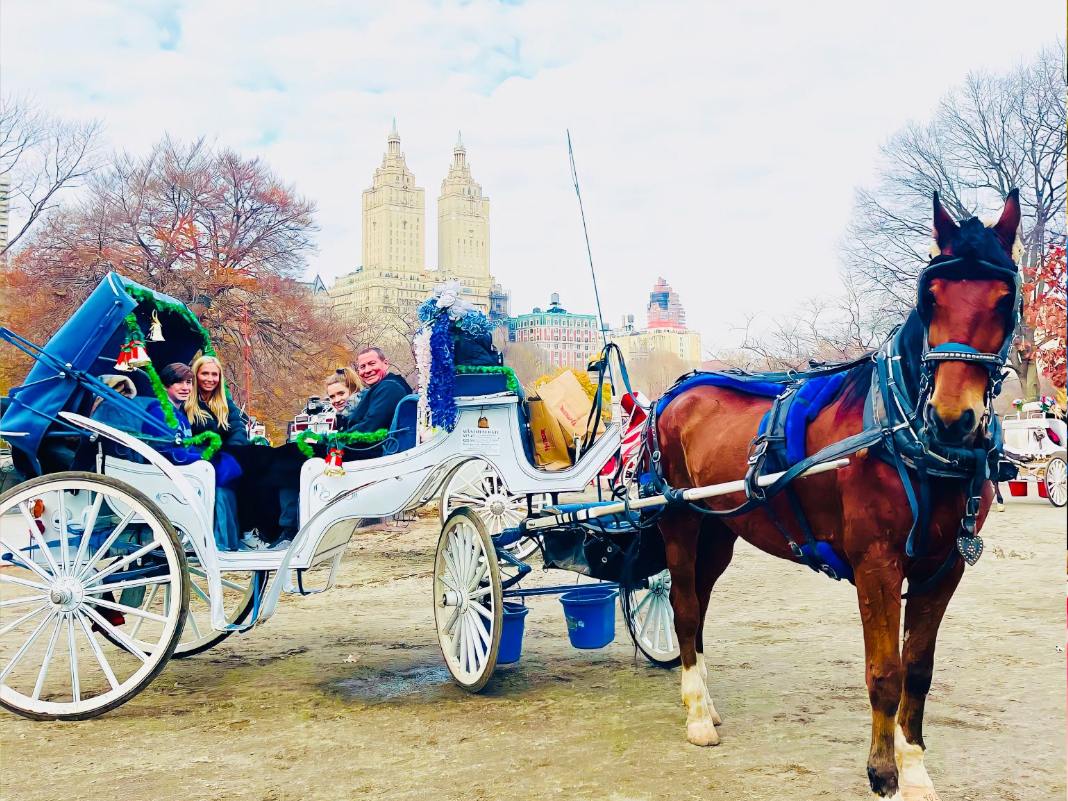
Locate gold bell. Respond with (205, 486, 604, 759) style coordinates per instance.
(477, 415, 489, 429)
(148, 310, 165, 342)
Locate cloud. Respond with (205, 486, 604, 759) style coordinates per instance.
(2, 0, 1063, 350)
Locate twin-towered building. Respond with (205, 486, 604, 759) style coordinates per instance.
(329, 122, 502, 323)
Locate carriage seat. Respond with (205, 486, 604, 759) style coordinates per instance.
(381, 393, 419, 456)
(100, 452, 215, 539)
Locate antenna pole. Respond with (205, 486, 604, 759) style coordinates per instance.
(567, 130, 609, 350)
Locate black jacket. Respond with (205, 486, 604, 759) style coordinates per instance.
(340, 373, 412, 434)
(190, 395, 250, 449)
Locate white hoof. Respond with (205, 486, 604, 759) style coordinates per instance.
(686, 718, 720, 746)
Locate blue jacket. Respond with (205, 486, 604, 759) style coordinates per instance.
(144, 400, 201, 465)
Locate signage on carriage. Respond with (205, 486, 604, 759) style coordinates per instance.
(460, 426, 501, 454)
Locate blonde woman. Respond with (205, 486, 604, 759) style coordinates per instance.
(187, 354, 250, 448)
(324, 367, 364, 428)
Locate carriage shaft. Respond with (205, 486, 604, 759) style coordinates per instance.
(522, 458, 850, 532)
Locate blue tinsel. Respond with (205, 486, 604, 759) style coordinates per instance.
(427, 314, 458, 430)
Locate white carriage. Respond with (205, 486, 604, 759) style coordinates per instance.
(998, 401, 1067, 508)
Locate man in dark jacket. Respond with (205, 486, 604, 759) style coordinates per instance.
(340, 347, 412, 438)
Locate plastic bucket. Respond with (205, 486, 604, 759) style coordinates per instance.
(559, 585, 619, 649)
(1007, 480, 1029, 497)
(498, 602, 530, 665)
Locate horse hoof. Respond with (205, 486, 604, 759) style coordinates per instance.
(900, 787, 942, 801)
(686, 719, 720, 746)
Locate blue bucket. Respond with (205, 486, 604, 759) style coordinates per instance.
(498, 602, 529, 665)
(559, 585, 619, 649)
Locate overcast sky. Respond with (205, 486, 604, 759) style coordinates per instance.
(3, 1, 1064, 350)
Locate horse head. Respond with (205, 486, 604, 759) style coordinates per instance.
(920, 189, 1021, 444)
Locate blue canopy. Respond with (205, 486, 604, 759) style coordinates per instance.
(1, 272, 202, 473)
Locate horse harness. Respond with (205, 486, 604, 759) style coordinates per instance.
(643, 254, 1021, 596)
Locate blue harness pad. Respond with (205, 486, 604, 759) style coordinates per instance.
(656, 372, 787, 417)
(757, 373, 848, 467)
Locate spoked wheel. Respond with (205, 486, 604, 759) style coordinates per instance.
(440, 461, 543, 560)
(0, 472, 187, 720)
(433, 508, 502, 692)
(109, 536, 266, 658)
(623, 569, 680, 668)
(1044, 453, 1067, 508)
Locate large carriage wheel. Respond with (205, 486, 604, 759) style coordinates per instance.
(623, 569, 681, 668)
(0, 472, 187, 720)
(1045, 452, 1067, 508)
(111, 538, 266, 658)
(433, 508, 502, 692)
(440, 460, 543, 560)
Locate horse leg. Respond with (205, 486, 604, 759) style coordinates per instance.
(854, 556, 905, 798)
(894, 560, 964, 801)
(694, 517, 737, 727)
(661, 509, 719, 746)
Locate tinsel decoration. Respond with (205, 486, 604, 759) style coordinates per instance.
(182, 431, 222, 461)
(294, 428, 390, 459)
(412, 327, 435, 441)
(148, 310, 165, 341)
(426, 312, 458, 430)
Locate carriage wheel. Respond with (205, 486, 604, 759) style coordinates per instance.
(623, 569, 681, 667)
(433, 508, 502, 692)
(107, 538, 266, 658)
(1045, 453, 1067, 508)
(440, 461, 543, 560)
(0, 472, 187, 720)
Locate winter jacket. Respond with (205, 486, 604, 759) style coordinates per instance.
(189, 395, 250, 449)
(339, 373, 411, 435)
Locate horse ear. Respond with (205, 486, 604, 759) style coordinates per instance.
(932, 192, 959, 253)
(991, 188, 1021, 256)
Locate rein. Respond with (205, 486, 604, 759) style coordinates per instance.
(645, 254, 1019, 595)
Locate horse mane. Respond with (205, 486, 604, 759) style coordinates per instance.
(833, 358, 874, 423)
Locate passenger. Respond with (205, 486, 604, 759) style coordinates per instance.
(187, 354, 250, 449)
(145, 363, 241, 551)
(338, 347, 412, 440)
(325, 367, 364, 430)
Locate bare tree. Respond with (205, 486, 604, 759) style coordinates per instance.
(845, 43, 1067, 397)
(0, 95, 102, 255)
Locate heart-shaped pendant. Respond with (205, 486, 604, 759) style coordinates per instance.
(956, 535, 984, 566)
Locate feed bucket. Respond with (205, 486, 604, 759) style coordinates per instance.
(559, 585, 619, 649)
(498, 602, 529, 664)
(1007, 480, 1029, 498)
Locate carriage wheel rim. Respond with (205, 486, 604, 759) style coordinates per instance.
(441, 462, 542, 558)
(1046, 458, 1067, 506)
(433, 511, 501, 689)
(626, 570, 680, 662)
(0, 476, 185, 718)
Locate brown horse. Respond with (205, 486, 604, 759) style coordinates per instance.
(654, 192, 1021, 799)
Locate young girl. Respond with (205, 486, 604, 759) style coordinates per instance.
(324, 367, 363, 429)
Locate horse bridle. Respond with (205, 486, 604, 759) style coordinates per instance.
(914, 255, 1021, 444)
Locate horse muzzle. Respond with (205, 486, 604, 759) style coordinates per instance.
(925, 405, 979, 445)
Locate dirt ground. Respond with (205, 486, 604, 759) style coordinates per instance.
(1, 500, 1064, 801)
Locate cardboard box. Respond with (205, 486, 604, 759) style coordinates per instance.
(527, 398, 572, 470)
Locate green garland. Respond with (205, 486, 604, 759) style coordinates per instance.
(455, 364, 522, 395)
(182, 430, 222, 460)
(123, 313, 178, 429)
(294, 428, 390, 459)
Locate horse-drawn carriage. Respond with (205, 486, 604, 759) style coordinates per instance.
(0, 272, 715, 718)
(997, 400, 1066, 508)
